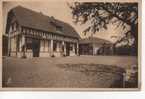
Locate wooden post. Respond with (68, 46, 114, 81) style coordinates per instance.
(123, 73, 126, 88)
(8, 29, 11, 56)
(50, 39, 53, 56)
(77, 42, 79, 56)
(63, 41, 67, 56)
(56, 41, 60, 52)
(22, 35, 26, 58)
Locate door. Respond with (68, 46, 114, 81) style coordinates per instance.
(66, 42, 70, 56)
(32, 39, 40, 57)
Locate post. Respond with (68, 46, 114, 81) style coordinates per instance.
(92, 43, 95, 56)
(21, 35, 26, 58)
(123, 73, 126, 88)
(8, 32, 11, 56)
(56, 41, 60, 52)
(77, 42, 79, 56)
(50, 39, 53, 56)
(62, 41, 66, 56)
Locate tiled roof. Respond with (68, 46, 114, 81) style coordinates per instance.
(79, 37, 112, 44)
(8, 6, 80, 38)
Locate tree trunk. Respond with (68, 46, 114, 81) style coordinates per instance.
(131, 23, 138, 56)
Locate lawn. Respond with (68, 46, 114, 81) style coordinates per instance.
(2, 55, 137, 88)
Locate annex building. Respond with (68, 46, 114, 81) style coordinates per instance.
(5, 6, 80, 58)
(79, 37, 113, 55)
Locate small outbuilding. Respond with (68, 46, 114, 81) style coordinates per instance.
(79, 37, 114, 55)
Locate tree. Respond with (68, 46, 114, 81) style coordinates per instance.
(69, 2, 138, 55)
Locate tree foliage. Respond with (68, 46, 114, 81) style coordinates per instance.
(69, 2, 138, 54)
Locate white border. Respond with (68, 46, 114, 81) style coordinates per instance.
(0, 0, 142, 91)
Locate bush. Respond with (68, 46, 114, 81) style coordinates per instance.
(62, 54, 66, 57)
(21, 55, 27, 59)
(115, 45, 137, 56)
(51, 54, 55, 57)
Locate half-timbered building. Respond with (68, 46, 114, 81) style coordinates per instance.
(6, 6, 80, 58)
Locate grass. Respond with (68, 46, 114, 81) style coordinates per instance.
(2, 56, 138, 88)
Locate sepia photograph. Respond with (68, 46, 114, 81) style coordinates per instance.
(1, 0, 141, 90)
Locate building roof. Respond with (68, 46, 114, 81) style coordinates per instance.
(79, 37, 113, 45)
(7, 6, 80, 39)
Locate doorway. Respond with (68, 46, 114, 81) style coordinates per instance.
(32, 39, 40, 57)
(66, 42, 70, 56)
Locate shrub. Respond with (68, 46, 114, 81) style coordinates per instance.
(51, 54, 55, 57)
(21, 55, 27, 59)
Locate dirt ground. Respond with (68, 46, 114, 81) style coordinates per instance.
(2, 55, 137, 88)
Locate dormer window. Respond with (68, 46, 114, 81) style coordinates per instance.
(50, 20, 63, 32)
(56, 26, 63, 32)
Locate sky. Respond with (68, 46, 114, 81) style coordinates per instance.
(2, 1, 130, 43)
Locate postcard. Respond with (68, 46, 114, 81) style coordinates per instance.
(0, 0, 141, 91)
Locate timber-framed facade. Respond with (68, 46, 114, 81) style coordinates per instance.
(6, 6, 80, 58)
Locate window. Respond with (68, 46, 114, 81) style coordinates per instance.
(70, 44, 73, 51)
(40, 40, 45, 51)
(26, 38, 32, 50)
(56, 26, 63, 32)
(50, 21, 63, 32)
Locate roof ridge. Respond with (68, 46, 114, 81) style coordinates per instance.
(82, 37, 112, 43)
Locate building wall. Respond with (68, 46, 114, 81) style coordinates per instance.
(6, 8, 79, 58)
(9, 35, 78, 58)
(79, 43, 113, 55)
(92, 43, 102, 55)
(39, 39, 50, 57)
(7, 23, 79, 58)
(10, 38, 61, 58)
(69, 43, 76, 56)
(79, 44, 93, 55)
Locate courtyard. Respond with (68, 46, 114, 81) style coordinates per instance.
(2, 55, 137, 88)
